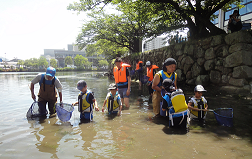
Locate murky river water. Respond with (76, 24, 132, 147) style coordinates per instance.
(0, 71, 252, 159)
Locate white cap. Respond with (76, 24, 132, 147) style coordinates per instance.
(146, 61, 151, 67)
(194, 85, 206, 92)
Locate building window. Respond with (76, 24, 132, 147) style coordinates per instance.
(225, 2, 252, 20)
(248, 2, 252, 13)
(211, 10, 219, 24)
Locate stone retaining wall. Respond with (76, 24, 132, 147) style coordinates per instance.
(123, 30, 252, 94)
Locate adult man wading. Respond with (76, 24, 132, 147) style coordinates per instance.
(113, 57, 131, 108)
(30, 67, 63, 116)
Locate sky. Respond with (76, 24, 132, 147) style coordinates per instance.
(0, 0, 85, 60)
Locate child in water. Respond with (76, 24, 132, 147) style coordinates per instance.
(161, 78, 188, 128)
(72, 80, 99, 121)
(102, 83, 123, 116)
(187, 85, 208, 121)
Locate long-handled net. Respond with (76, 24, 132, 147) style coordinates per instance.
(26, 100, 48, 119)
(213, 108, 233, 127)
(56, 103, 74, 122)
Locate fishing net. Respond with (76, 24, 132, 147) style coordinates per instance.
(141, 75, 150, 84)
(26, 101, 47, 119)
(213, 108, 233, 127)
(56, 103, 74, 122)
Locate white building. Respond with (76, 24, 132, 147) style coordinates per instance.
(143, 37, 167, 52)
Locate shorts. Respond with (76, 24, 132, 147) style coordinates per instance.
(80, 112, 93, 120)
(118, 87, 130, 98)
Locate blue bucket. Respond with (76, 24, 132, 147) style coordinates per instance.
(213, 108, 233, 127)
(56, 103, 74, 122)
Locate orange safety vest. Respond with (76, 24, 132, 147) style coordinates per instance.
(136, 61, 143, 70)
(114, 63, 131, 84)
(146, 65, 159, 81)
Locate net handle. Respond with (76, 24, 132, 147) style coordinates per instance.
(198, 109, 214, 112)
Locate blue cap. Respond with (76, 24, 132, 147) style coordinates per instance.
(46, 67, 56, 77)
(77, 80, 87, 91)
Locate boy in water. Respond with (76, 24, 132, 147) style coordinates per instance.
(72, 80, 99, 121)
(102, 83, 122, 116)
(187, 85, 208, 121)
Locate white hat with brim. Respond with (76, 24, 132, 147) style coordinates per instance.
(194, 85, 206, 92)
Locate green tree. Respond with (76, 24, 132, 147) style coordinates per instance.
(69, 2, 164, 54)
(98, 59, 109, 67)
(17, 60, 24, 68)
(68, 0, 243, 39)
(38, 56, 48, 68)
(74, 54, 89, 68)
(65, 56, 73, 66)
(24, 58, 39, 69)
(50, 59, 57, 68)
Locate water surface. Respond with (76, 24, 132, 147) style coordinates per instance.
(0, 71, 252, 159)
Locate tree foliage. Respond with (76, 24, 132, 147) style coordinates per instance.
(38, 56, 48, 68)
(65, 56, 73, 66)
(68, 1, 177, 54)
(68, 0, 243, 40)
(74, 54, 91, 68)
(24, 58, 39, 68)
(50, 59, 57, 68)
(98, 59, 109, 67)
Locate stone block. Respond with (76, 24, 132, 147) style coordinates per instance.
(191, 63, 204, 77)
(183, 64, 193, 74)
(174, 43, 184, 51)
(225, 30, 252, 45)
(195, 47, 205, 58)
(220, 86, 250, 94)
(176, 69, 185, 82)
(196, 75, 210, 85)
(211, 35, 224, 46)
(229, 77, 248, 86)
(224, 50, 252, 67)
(204, 60, 215, 71)
(197, 58, 205, 66)
(222, 75, 230, 84)
(210, 70, 221, 84)
(186, 71, 192, 79)
(205, 47, 215, 60)
(186, 79, 196, 85)
(215, 45, 229, 57)
(232, 66, 252, 78)
(229, 43, 252, 54)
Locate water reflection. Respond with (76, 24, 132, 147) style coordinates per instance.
(1, 71, 252, 158)
(28, 117, 62, 159)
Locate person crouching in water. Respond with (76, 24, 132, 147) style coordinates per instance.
(72, 80, 99, 121)
(161, 79, 188, 128)
(30, 67, 63, 117)
(102, 83, 123, 116)
(187, 85, 208, 122)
